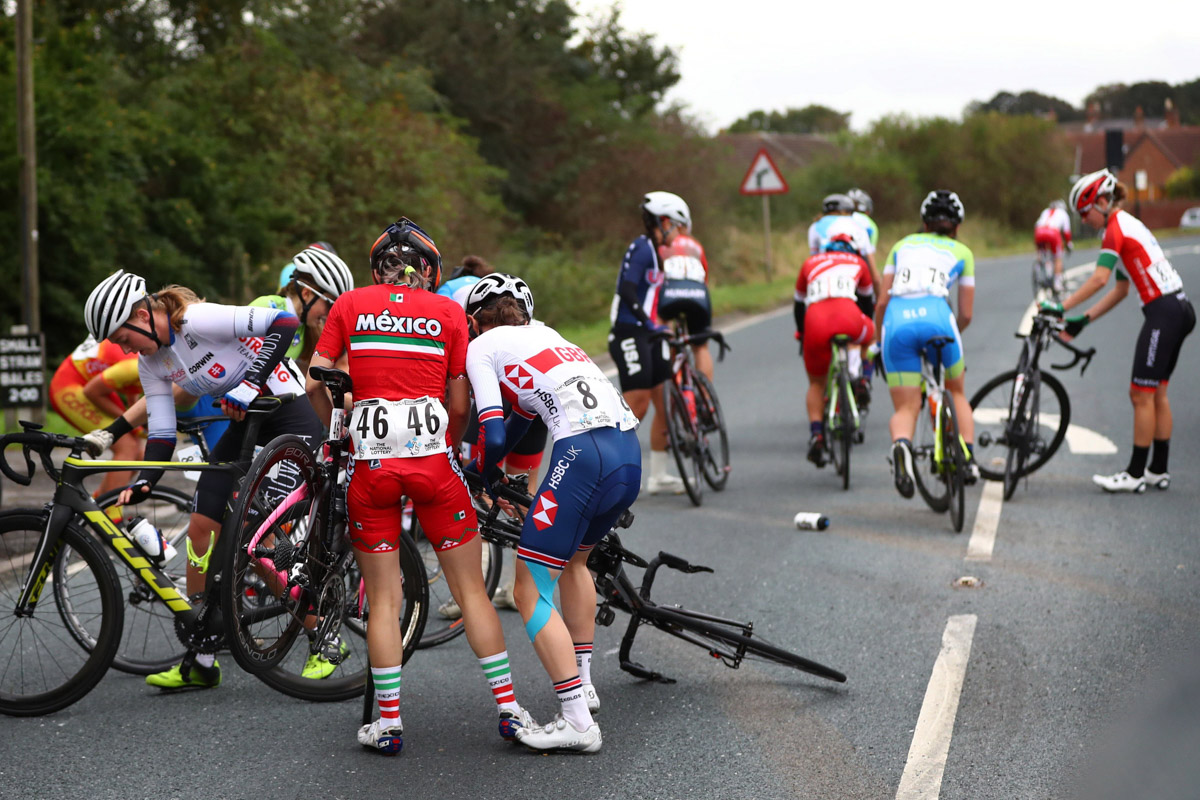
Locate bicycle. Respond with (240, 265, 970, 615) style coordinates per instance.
(906, 337, 970, 533)
(969, 312, 1095, 500)
(821, 334, 865, 490)
(218, 366, 428, 686)
(413, 513, 502, 649)
(657, 322, 732, 507)
(463, 471, 846, 686)
(1031, 248, 1060, 302)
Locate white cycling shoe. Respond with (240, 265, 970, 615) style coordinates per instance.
(1144, 470, 1170, 490)
(498, 705, 538, 741)
(647, 474, 686, 495)
(1092, 471, 1147, 493)
(358, 718, 404, 755)
(582, 683, 600, 714)
(515, 714, 602, 754)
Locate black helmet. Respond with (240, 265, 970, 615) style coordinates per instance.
(920, 190, 965, 224)
(369, 218, 442, 287)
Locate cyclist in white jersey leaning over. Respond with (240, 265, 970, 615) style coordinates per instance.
(466, 274, 641, 754)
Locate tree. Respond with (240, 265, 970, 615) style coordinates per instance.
(728, 105, 850, 134)
(966, 90, 1082, 122)
(1085, 81, 1175, 119)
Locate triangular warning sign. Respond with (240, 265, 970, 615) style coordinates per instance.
(739, 147, 789, 195)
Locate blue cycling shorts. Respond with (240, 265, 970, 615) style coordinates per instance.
(175, 394, 230, 451)
(517, 426, 642, 570)
(881, 297, 964, 387)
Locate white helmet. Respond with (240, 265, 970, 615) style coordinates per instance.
(847, 188, 873, 214)
(464, 273, 534, 321)
(84, 270, 149, 342)
(291, 247, 354, 300)
(1050, 199, 1067, 212)
(920, 190, 965, 224)
(641, 191, 692, 233)
(1069, 169, 1117, 216)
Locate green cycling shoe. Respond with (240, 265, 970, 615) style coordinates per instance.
(302, 639, 350, 680)
(146, 658, 222, 690)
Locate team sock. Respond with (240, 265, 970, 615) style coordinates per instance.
(809, 421, 823, 438)
(649, 450, 669, 480)
(371, 665, 403, 727)
(863, 360, 874, 381)
(1126, 445, 1150, 479)
(575, 642, 594, 684)
(554, 675, 593, 732)
(479, 651, 520, 714)
(1149, 438, 1170, 474)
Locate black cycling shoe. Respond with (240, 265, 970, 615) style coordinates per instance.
(891, 440, 915, 499)
(852, 377, 871, 412)
(807, 434, 828, 468)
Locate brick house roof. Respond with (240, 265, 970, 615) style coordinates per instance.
(1063, 126, 1200, 173)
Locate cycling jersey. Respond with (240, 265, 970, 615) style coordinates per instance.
(1034, 207, 1072, 256)
(1097, 210, 1185, 306)
(852, 211, 879, 249)
(795, 252, 875, 377)
(249, 295, 304, 359)
(437, 275, 481, 308)
(658, 234, 709, 283)
(883, 233, 975, 299)
(657, 233, 712, 332)
(808, 215, 874, 256)
(610, 235, 663, 328)
(49, 338, 140, 433)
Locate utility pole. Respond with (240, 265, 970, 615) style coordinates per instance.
(16, 0, 39, 332)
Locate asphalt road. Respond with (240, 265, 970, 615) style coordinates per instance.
(3, 235, 1199, 800)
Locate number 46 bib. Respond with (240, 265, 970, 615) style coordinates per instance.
(350, 397, 449, 460)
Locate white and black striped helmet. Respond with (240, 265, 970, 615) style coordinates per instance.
(84, 270, 149, 341)
(920, 190, 965, 224)
(291, 247, 354, 300)
(464, 273, 534, 321)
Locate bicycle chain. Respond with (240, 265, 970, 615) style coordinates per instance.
(174, 592, 224, 654)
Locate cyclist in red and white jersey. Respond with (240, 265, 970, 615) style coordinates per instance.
(465, 274, 640, 754)
(657, 228, 715, 381)
(1047, 169, 1195, 493)
(307, 219, 535, 754)
(1034, 199, 1074, 293)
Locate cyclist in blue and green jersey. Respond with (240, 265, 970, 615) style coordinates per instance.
(875, 190, 978, 498)
(847, 188, 879, 252)
(252, 247, 354, 372)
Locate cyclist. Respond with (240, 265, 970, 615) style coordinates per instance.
(1045, 169, 1195, 493)
(438, 254, 495, 306)
(847, 188, 880, 255)
(466, 273, 640, 754)
(656, 221, 715, 382)
(1034, 199, 1074, 294)
(794, 235, 876, 467)
(80, 270, 324, 691)
(307, 219, 535, 755)
(876, 190, 978, 497)
(252, 247, 354, 373)
(608, 191, 688, 495)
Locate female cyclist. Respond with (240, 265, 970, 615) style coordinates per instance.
(251, 246, 354, 372)
(466, 273, 641, 754)
(875, 190, 978, 498)
(81, 270, 322, 690)
(307, 219, 535, 755)
(1048, 169, 1195, 492)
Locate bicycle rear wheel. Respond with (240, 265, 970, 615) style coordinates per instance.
(693, 373, 730, 491)
(912, 394, 949, 513)
(415, 515, 502, 649)
(0, 509, 123, 716)
(970, 368, 1070, 484)
(664, 378, 703, 506)
(941, 401, 966, 533)
(836, 370, 853, 490)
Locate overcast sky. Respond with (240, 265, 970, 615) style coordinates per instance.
(570, 0, 1199, 132)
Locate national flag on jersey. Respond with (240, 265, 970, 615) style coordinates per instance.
(504, 364, 534, 389)
(349, 332, 445, 358)
(531, 490, 558, 531)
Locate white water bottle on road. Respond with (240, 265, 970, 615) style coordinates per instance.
(793, 512, 830, 531)
(128, 517, 177, 562)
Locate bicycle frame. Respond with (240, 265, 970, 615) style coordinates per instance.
(824, 339, 861, 433)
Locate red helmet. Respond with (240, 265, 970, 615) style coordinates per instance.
(1069, 169, 1117, 215)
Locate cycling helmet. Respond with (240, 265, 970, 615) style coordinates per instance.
(641, 191, 692, 234)
(278, 263, 296, 291)
(920, 190, 965, 224)
(847, 188, 873, 214)
(824, 234, 861, 256)
(84, 270, 149, 342)
(822, 194, 855, 214)
(1050, 199, 1067, 212)
(1069, 169, 1117, 216)
(370, 217, 442, 288)
(292, 247, 354, 301)
(464, 273, 535, 321)
(308, 241, 338, 255)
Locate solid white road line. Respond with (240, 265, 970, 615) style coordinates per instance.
(895, 614, 979, 800)
(971, 408, 1118, 455)
(965, 480, 1003, 561)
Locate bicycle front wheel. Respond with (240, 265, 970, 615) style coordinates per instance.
(0, 509, 124, 716)
(664, 378, 703, 507)
(941, 401, 966, 533)
(693, 373, 730, 491)
(912, 394, 949, 513)
(970, 369, 1070, 484)
(415, 516, 502, 649)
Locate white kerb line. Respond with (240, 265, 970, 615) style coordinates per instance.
(965, 480, 1003, 561)
(895, 614, 979, 800)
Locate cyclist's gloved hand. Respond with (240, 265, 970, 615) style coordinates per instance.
(1038, 300, 1064, 317)
(82, 428, 114, 458)
(120, 479, 155, 505)
(1064, 314, 1090, 338)
(223, 379, 261, 412)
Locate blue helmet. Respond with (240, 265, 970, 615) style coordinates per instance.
(278, 263, 296, 291)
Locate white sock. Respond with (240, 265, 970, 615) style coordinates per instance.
(650, 449, 668, 480)
(848, 349, 863, 379)
(195, 652, 216, 668)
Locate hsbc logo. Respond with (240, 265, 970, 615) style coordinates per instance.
(532, 491, 558, 531)
(208, 363, 226, 379)
(504, 364, 533, 390)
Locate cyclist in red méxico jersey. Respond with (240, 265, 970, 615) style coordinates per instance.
(1046, 170, 1195, 493)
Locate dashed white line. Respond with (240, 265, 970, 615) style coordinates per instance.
(895, 614, 978, 800)
(965, 481, 1003, 561)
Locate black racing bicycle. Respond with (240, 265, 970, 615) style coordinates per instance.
(969, 311, 1095, 499)
(464, 471, 846, 686)
(821, 334, 865, 490)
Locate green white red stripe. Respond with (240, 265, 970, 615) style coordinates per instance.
(350, 333, 444, 357)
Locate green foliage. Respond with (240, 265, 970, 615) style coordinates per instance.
(966, 90, 1082, 122)
(1085, 81, 1175, 118)
(1165, 165, 1200, 198)
(728, 105, 851, 134)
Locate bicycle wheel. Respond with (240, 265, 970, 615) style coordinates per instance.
(664, 378, 703, 507)
(970, 369, 1070, 483)
(415, 515, 502, 649)
(0, 509, 124, 716)
(912, 394, 949, 513)
(648, 605, 846, 683)
(941, 401, 966, 533)
(693, 373, 730, 491)
(837, 370, 853, 490)
(56, 486, 191, 675)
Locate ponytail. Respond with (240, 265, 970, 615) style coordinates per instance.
(149, 285, 204, 331)
(1111, 182, 1128, 206)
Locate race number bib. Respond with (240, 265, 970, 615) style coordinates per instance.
(554, 375, 638, 433)
(662, 254, 706, 282)
(175, 444, 204, 482)
(806, 273, 857, 304)
(892, 265, 950, 298)
(1149, 261, 1183, 294)
(349, 397, 448, 460)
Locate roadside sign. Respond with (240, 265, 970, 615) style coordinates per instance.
(0, 333, 45, 408)
(739, 148, 789, 195)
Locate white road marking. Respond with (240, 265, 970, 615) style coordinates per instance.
(1017, 262, 1097, 336)
(971, 408, 1118, 455)
(1164, 244, 1200, 257)
(604, 647, 620, 656)
(895, 614, 978, 800)
(965, 481, 1003, 561)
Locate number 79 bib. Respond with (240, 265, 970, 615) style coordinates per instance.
(350, 397, 449, 460)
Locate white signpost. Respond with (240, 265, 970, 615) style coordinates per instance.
(739, 147, 789, 279)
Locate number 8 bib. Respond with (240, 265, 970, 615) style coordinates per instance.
(350, 397, 449, 460)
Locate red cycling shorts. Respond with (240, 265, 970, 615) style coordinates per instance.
(1034, 227, 1063, 255)
(346, 446, 478, 554)
(803, 299, 875, 377)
